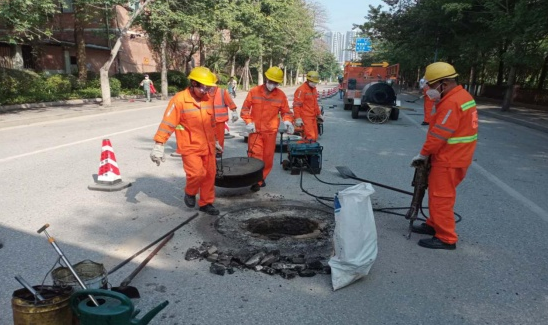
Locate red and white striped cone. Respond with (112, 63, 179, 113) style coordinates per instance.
(88, 139, 131, 192)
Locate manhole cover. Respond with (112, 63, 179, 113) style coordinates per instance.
(214, 204, 334, 255)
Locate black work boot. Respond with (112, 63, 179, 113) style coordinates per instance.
(199, 204, 220, 216)
(260, 181, 266, 188)
(250, 183, 261, 192)
(184, 193, 196, 208)
(418, 237, 456, 250)
(411, 222, 435, 235)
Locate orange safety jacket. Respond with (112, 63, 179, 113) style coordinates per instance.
(293, 82, 321, 120)
(213, 88, 237, 123)
(153, 88, 216, 156)
(420, 85, 478, 168)
(241, 85, 293, 133)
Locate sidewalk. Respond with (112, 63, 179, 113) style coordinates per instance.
(400, 91, 548, 134)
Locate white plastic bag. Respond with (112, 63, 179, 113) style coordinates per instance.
(329, 182, 378, 291)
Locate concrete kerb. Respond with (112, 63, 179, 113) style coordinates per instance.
(0, 98, 103, 113)
(476, 106, 548, 134)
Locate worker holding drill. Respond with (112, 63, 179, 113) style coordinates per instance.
(410, 62, 478, 250)
(293, 71, 324, 142)
(150, 67, 222, 216)
(241, 66, 294, 192)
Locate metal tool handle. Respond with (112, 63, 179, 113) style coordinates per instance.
(37, 224, 49, 234)
(15, 275, 45, 302)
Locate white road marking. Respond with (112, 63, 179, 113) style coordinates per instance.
(0, 123, 157, 163)
(403, 109, 548, 222)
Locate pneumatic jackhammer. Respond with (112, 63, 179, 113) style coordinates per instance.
(405, 158, 430, 239)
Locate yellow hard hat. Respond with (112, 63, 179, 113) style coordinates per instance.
(306, 71, 320, 83)
(188, 67, 217, 87)
(265, 66, 284, 84)
(424, 62, 458, 85)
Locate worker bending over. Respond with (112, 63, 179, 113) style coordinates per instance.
(293, 71, 324, 141)
(411, 62, 478, 250)
(150, 67, 222, 216)
(241, 66, 294, 192)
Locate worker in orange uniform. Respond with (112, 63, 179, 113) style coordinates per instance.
(293, 71, 324, 141)
(210, 74, 238, 156)
(241, 66, 294, 192)
(421, 82, 435, 125)
(150, 67, 222, 216)
(411, 62, 478, 250)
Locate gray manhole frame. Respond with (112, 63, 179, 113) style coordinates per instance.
(208, 200, 335, 256)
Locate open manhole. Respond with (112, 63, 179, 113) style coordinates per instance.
(214, 204, 334, 255)
(245, 216, 319, 240)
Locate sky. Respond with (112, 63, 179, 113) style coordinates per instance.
(313, 0, 386, 34)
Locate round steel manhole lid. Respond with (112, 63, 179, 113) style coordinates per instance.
(215, 157, 264, 188)
(214, 204, 334, 255)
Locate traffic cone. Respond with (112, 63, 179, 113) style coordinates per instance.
(88, 139, 131, 192)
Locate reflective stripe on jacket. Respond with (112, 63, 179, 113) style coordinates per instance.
(213, 88, 237, 123)
(241, 85, 293, 133)
(153, 88, 216, 156)
(293, 82, 320, 120)
(420, 85, 478, 168)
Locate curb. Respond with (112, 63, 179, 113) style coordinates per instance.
(478, 109, 548, 134)
(0, 98, 102, 112)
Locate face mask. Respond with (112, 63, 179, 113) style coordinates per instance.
(266, 82, 277, 91)
(426, 84, 443, 101)
(309, 82, 317, 88)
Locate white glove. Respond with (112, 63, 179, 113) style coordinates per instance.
(317, 115, 324, 123)
(150, 143, 165, 166)
(284, 121, 294, 135)
(215, 141, 223, 153)
(246, 122, 256, 133)
(294, 118, 304, 127)
(410, 153, 427, 167)
(231, 112, 239, 123)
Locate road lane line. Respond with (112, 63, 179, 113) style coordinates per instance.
(0, 123, 157, 163)
(403, 110, 548, 223)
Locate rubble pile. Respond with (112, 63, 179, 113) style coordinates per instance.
(185, 242, 331, 279)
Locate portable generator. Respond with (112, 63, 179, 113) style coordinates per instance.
(282, 141, 323, 175)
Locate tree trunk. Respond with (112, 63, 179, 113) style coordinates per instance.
(501, 65, 517, 112)
(100, 0, 152, 106)
(230, 55, 236, 77)
(295, 63, 300, 85)
(290, 69, 293, 86)
(496, 42, 506, 86)
(74, 3, 87, 84)
(469, 65, 476, 96)
(537, 53, 548, 90)
(199, 39, 206, 67)
(257, 55, 264, 85)
(283, 65, 287, 86)
(269, 57, 272, 68)
(243, 58, 250, 91)
(161, 35, 168, 99)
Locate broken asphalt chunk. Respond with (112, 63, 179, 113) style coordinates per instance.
(280, 270, 297, 279)
(244, 251, 266, 268)
(209, 263, 226, 276)
(185, 248, 201, 261)
(298, 269, 316, 277)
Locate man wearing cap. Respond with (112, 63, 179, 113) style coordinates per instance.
(410, 62, 478, 250)
(241, 66, 294, 192)
(150, 66, 222, 216)
(293, 71, 323, 141)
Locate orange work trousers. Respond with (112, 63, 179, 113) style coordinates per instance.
(425, 166, 468, 244)
(302, 117, 319, 141)
(181, 152, 216, 207)
(423, 89, 434, 123)
(215, 122, 226, 149)
(247, 132, 277, 185)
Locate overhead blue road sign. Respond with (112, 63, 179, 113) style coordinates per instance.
(355, 38, 371, 53)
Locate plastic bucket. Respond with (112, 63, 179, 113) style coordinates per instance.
(12, 285, 74, 325)
(52, 260, 108, 290)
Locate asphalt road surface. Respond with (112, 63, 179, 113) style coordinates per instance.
(1, 84, 547, 324)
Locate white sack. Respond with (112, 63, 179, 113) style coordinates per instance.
(329, 182, 378, 291)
